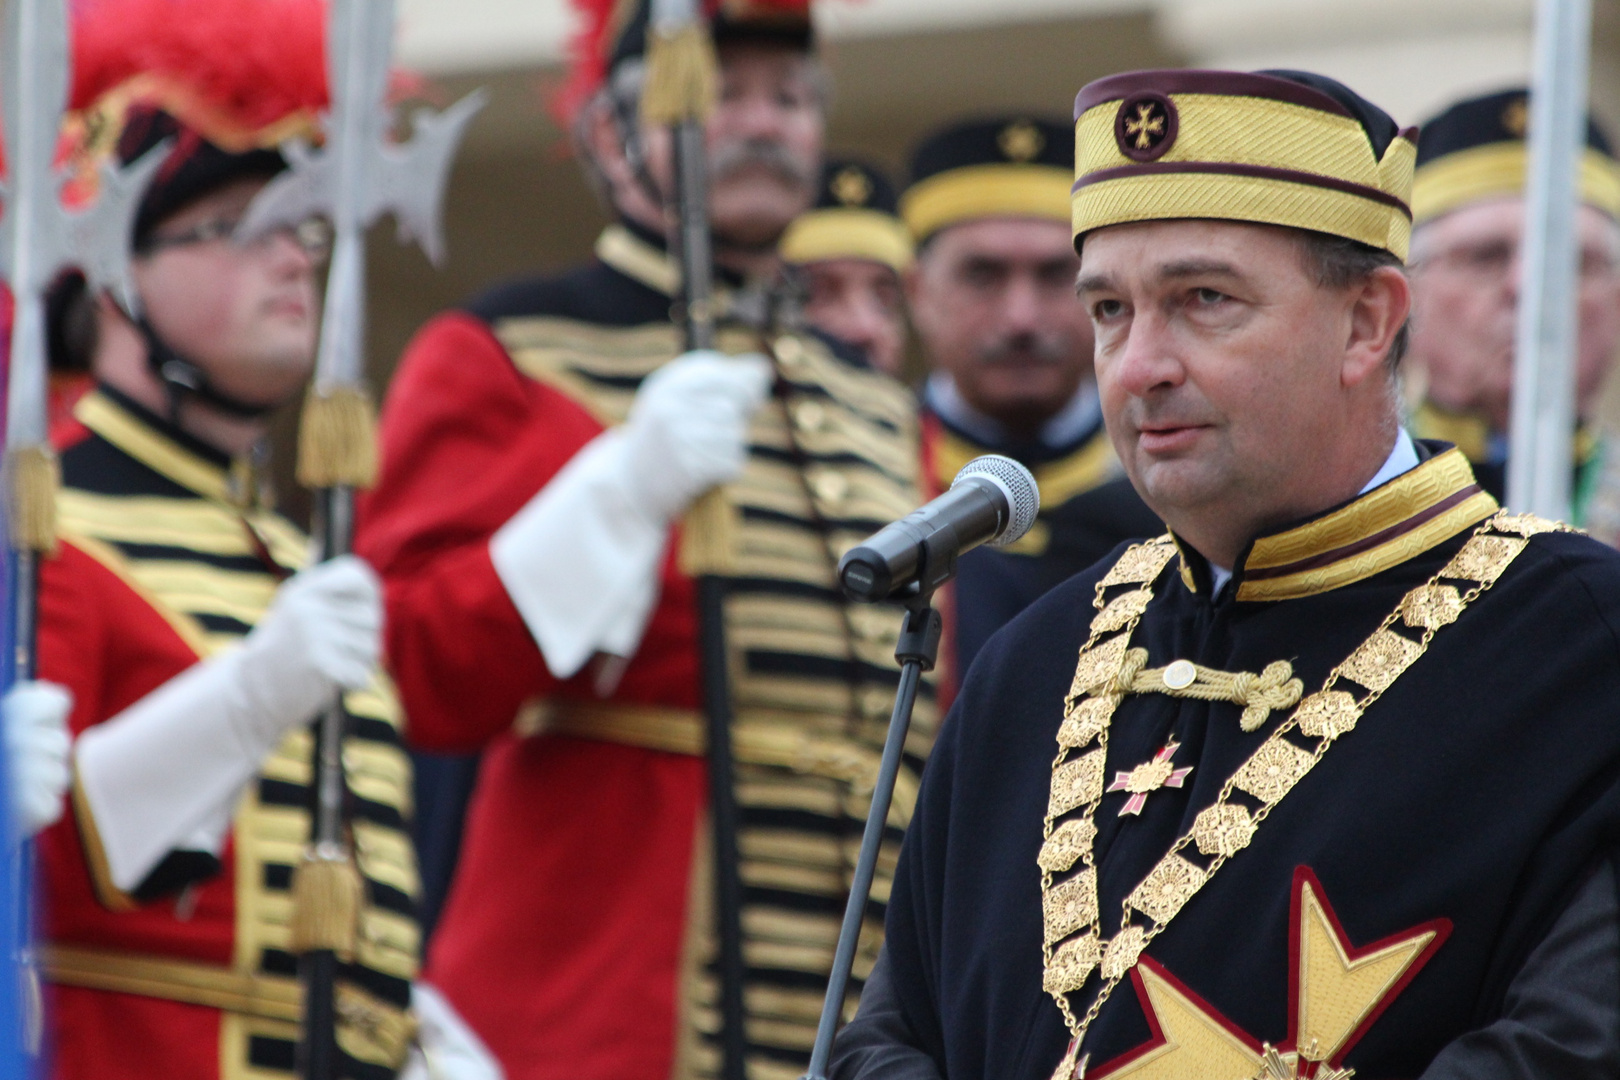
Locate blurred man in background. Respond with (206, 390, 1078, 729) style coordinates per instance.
(903, 117, 1160, 677)
(780, 157, 913, 376)
(356, 2, 938, 1077)
(1408, 88, 1620, 540)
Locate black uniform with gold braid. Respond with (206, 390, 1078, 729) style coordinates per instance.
(1408, 87, 1620, 525)
(906, 117, 1161, 675)
(832, 70, 1620, 1080)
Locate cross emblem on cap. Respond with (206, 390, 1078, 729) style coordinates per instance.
(1114, 92, 1178, 162)
(831, 166, 872, 206)
(999, 120, 1045, 162)
(1108, 741, 1193, 816)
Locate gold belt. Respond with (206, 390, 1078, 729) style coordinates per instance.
(41, 944, 415, 1060)
(521, 699, 918, 819)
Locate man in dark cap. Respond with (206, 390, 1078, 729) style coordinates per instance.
(355, 2, 937, 1077)
(1408, 88, 1620, 537)
(902, 117, 1160, 679)
(780, 158, 913, 376)
(834, 68, 1620, 1080)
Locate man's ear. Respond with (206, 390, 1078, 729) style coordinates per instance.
(1343, 265, 1411, 388)
(585, 98, 635, 196)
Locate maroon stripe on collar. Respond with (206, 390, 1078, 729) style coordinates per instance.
(1242, 485, 1482, 583)
(1074, 70, 1356, 121)
(1072, 160, 1412, 218)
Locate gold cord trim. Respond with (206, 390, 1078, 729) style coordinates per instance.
(1114, 652, 1303, 733)
(73, 391, 233, 503)
(296, 387, 379, 490)
(7, 444, 59, 553)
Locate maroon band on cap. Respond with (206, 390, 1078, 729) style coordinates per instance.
(1071, 160, 1412, 219)
(1074, 69, 1356, 122)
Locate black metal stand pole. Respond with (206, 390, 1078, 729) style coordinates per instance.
(298, 485, 352, 1080)
(803, 590, 942, 1080)
(666, 114, 748, 1080)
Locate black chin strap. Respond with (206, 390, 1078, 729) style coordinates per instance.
(135, 314, 284, 424)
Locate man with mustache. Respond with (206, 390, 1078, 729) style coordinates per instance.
(833, 68, 1620, 1080)
(1407, 89, 1620, 540)
(780, 158, 914, 377)
(355, 2, 938, 1077)
(902, 118, 1160, 677)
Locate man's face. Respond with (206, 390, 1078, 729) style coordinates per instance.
(799, 258, 906, 375)
(642, 42, 823, 251)
(1079, 220, 1389, 532)
(907, 217, 1089, 434)
(1410, 198, 1620, 430)
(133, 177, 320, 408)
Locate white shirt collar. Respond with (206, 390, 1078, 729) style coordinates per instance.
(925, 373, 1101, 451)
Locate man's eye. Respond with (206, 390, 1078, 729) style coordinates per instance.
(1193, 288, 1226, 305)
(1092, 299, 1124, 320)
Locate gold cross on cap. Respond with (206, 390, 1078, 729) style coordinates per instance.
(1124, 102, 1165, 150)
(1108, 741, 1193, 816)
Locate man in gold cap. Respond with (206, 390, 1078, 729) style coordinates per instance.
(780, 157, 913, 376)
(901, 117, 1160, 679)
(833, 68, 1620, 1080)
(1408, 88, 1620, 539)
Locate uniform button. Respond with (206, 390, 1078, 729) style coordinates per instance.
(1164, 659, 1197, 690)
(811, 471, 849, 503)
(793, 400, 828, 432)
(774, 335, 806, 367)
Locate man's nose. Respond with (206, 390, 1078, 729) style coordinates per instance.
(1107, 312, 1183, 398)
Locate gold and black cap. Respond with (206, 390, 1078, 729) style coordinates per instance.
(1412, 88, 1620, 223)
(780, 158, 913, 272)
(901, 116, 1074, 243)
(1071, 69, 1417, 260)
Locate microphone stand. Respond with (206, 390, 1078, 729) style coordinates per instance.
(802, 536, 949, 1080)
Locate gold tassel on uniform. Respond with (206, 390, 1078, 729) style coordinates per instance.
(289, 848, 364, 962)
(8, 444, 59, 554)
(639, 24, 718, 125)
(297, 386, 379, 490)
(679, 488, 739, 577)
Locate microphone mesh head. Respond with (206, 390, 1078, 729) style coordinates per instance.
(952, 454, 1040, 547)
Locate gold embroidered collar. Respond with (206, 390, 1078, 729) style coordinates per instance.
(73, 388, 260, 509)
(1178, 447, 1499, 603)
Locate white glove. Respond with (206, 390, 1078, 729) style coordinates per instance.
(620, 350, 774, 520)
(400, 982, 504, 1080)
(491, 350, 771, 679)
(4, 681, 71, 839)
(75, 555, 382, 892)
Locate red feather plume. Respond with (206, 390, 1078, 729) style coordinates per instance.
(69, 0, 330, 148)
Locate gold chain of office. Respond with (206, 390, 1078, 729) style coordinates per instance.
(1038, 510, 1573, 1080)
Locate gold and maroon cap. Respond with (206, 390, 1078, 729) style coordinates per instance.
(1070, 69, 1418, 260)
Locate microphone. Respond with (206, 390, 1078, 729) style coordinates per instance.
(838, 454, 1040, 603)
